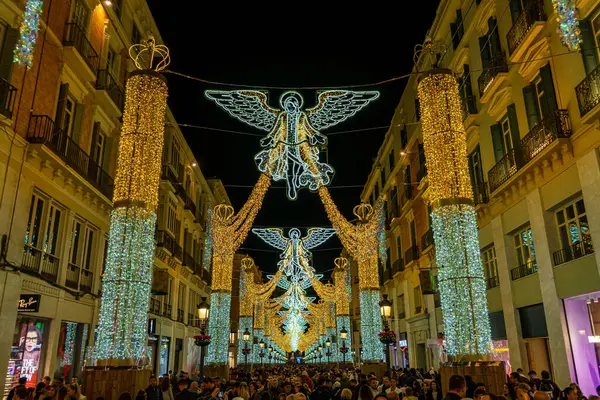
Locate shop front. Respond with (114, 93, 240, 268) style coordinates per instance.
(54, 322, 90, 381)
(489, 311, 510, 371)
(397, 333, 409, 368)
(159, 336, 170, 376)
(564, 292, 600, 394)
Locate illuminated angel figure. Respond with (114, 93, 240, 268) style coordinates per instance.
(252, 227, 336, 283)
(205, 90, 379, 200)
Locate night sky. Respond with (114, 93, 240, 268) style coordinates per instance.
(145, 4, 439, 280)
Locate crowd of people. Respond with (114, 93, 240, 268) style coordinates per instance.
(5, 365, 599, 400)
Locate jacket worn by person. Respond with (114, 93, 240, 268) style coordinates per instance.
(147, 386, 163, 400)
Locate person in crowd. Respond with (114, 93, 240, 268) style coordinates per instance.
(444, 376, 466, 400)
(368, 379, 379, 398)
(43, 377, 51, 390)
(190, 382, 199, 394)
(200, 378, 217, 400)
(175, 380, 197, 400)
(136, 391, 147, 400)
(57, 386, 68, 400)
(515, 384, 531, 400)
(378, 378, 390, 394)
(385, 379, 401, 396)
(357, 384, 374, 400)
(8, 377, 29, 400)
(404, 388, 417, 400)
(160, 376, 174, 400)
(568, 384, 585, 400)
(534, 392, 551, 400)
(43, 385, 56, 400)
(191, 370, 201, 383)
(310, 378, 332, 400)
(146, 376, 162, 400)
(539, 371, 560, 400)
(15, 387, 30, 400)
(412, 381, 424, 400)
(386, 393, 399, 400)
(53, 379, 64, 391)
(66, 383, 86, 400)
(426, 381, 442, 400)
(249, 383, 257, 399)
(340, 389, 352, 400)
(474, 389, 487, 400)
(562, 388, 577, 400)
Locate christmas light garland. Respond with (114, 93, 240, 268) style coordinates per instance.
(206, 292, 232, 364)
(14, 0, 43, 68)
(553, 0, 582, 51)
(96, 42, 169, 361)
(418, 69, 492, 357)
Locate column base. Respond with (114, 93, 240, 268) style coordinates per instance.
(439, 363, 505, 396)
(361, 362, 385, 378)
(81, 368, 151, 400)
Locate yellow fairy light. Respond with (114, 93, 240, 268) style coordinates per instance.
(333, 257, 350, 316)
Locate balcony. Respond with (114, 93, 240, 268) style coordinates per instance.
(421, 230, 434, 251)
(473, 182, 489, 206)
(183, 251, 195, 270)
(96, 69, 124, 116)
(63, 23, 99, 81)
(163, 303, 172, 318)
(486, 275, 500, 289)
(461, 94, 478, 122)
(416, 168, 427, 183)
(66, 263, 80, 289)
(27, 115, 114, 199)
(149, 298, 161, 315)
(156, 230, 182, 259)
(176, 185, 197, 217)
(21, 245, 59, 283)
(478, 53, 509, 98)
(80, 270, 93, 293)
(202, 268, 212, 286)
(510, 260, 538, 280)
(521, 110, 572, 164)
(402, 186, 413, 205)
(391, 258, 404, 275)
(489, 149, 518, 193)
(0, 78, 17, 118)
(553, 240, 594, 266)
(177, 308, 184, 323)
(576, 64, 600, 120)
(507, 0, 546, 58)
(404, 246, 419, 266)
(188, 313, 200, 328)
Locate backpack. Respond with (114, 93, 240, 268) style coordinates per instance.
(538, 381, 554, 399)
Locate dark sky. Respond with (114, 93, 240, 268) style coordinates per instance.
(145, 4, 439, 280)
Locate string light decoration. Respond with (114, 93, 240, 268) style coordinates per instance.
(318, 186, 384, 361)
(202, 200, 213, 270)
(96, 39, 169, 362)
(417, 67, 492, 357)
(205, 293, 232, 364)
(205, 90, 379, 200)
(13, 0, 43, 68)
(553, 0, 582, 51)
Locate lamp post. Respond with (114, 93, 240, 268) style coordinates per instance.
(379, 294, 393, 375)
(259, 339, 265, 367)
(242, 328, 251, 367)
(340, 327, 348, 368)
(325, 338, 331, 364)
(197, 297, 210, 378)
(268, 345, 273, 363)
(317, 344, 323, 364)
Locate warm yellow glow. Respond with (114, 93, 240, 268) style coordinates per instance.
(417, 69, 473, 206)
(319, 186, 381, 290)
(333, 257, 350, 316)
(112, 72, 168, 210)
(210, 174, 271, 292)
(240, 257, 283, 317)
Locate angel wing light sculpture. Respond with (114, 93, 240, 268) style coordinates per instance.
(205, 90, 379, 200)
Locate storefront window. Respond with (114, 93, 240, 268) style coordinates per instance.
(148, 335, 158, 372)
(55, 322, 89, 381)
(159, 336, 170, 376)
(4, 317, 49, 397)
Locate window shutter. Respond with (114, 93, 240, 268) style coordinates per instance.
(418, 142, 426, 173)
(0, 27, 18, 82)
(54, 83, 69, 133)
(475, 146, 484, 184)
(580, 18, 599, 75)
(414, 98, 421, 121)
(71, 102, 85, 146)
(507, 104, 523, 166)
(464, 65, 474, 97)
(539, 63, 558, 114)
(509, 0, 523, 24)
(489, 18, 502, 59)
(450, 22, 458, 49)
(401, 127, 408, 148)
(522, 84, 540, 130)
(456, 10, 464, 39)
(90, 121, 100, 161)
(490, 123, 505, 162)
(468, 152, 476, 187)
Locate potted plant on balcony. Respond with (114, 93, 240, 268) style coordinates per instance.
(193, 334, 212, 347)
(378, 330, 396, 345)
(241, 347, 252, 355)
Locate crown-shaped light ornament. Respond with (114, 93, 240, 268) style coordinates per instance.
(214, 204, 235, 223)
(353, 203, 374, 223)
(413, 35, 448, 69)
(334, 257, 348, 271)
(129, 36, 171, 72)
(241, 257, 255, 271)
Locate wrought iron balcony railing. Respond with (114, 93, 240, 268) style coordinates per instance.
(506, 0, 546, 55)
(80, 269, 93, 293)
(63, 22, 99, 74)
(177, 309, 184, 323)
(510, 259, 538, 280)
(553, 240, 594, 266)
(486, 275, 500, 289)
(404, 246, 419, 265)
(66, 263, 80, 289)
(27, 115, 114, 199)
(0, 78, 17, 118)
(473, 182, 489, 205)
(461, 94, 478, 120)
(149, 298, 161, 314)
(521, 109, 572, 164)
(576, 64, 600, 117)
(96, 69, 124, 111)
(488, 148, 518, 193)
(22, 245, 60, 283)
(163, 303, 172, 318)
(156, 230, 177, 255)
(421, 230, 434, 251)
(183, 251, 195, 269)
(402, 186, 413, 204)
(397, 312, 406, 320)
(478, 53, 508, 97)
(391, 258, 404, 275)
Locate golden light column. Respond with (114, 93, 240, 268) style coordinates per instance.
(417, 67, 492, 357)
(95, 39, 170, 362)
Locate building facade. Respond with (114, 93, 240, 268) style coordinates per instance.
(0, 0, 225, 394)
(361, 0, 600, 390)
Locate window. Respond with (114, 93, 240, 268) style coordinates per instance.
(166, 278, 173, 305)
(410, 219, 417, 248)
(469, 148, 483, 187)
(106, 48, 117, 75)
(72, 0, 90, 32)
(514, 226, 536, 268)
(482, 246, 498, 280)
(131, 25, 141, 46)
(414, 286, 422, 313)
(93, 131, 105, 166)
(397, 294, 405, 318)
(177, 283, 186, 311)
(501, 115, 513, 154)
(166, 196, 178, 236)
(170, 138, 181, 171)
(533, 76, 545, 118)
(69, 218, 96, 270)
(24, 193, 46, 249)
(83, 228, 94, 270)
(62, 96, 76, 137)
(69, 220, 82, 266)
(556, 198, 592, 250)
(388, 151, 395, 171)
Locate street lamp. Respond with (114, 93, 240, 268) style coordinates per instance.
(340, 327, 348, 368)
(197, 297, 210, 378)
(268, 346, 273, 363)
(379, 294, 393, 375)
(325, 338, 331, 364)
(242, 328, 251, 366)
